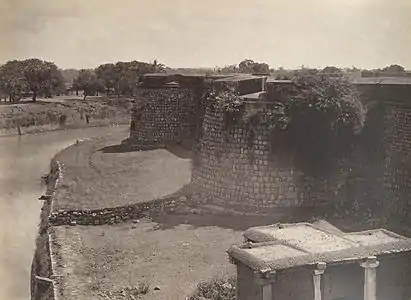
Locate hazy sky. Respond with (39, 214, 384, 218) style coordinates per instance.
(1, 0, 410, 70)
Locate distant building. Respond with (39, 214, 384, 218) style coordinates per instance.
(228, 222, 411, 300)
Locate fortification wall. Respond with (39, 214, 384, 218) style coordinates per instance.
(190, 101, 353, 212)
(124, 79, 411, 220)
(381, 101, 411, 216)
(191, 102, 299, 212)
(127, 86, 196, 148)
(353, 84, 411, 219)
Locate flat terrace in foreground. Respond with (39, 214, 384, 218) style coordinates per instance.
(51, 219, 242, 300)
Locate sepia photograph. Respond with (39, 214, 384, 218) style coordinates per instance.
(1, 1, 411, 299)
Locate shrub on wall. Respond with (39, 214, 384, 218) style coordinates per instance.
(275, 71, 365, 176)
(210, 71, 366, 176)
(212, 83, 245, 130)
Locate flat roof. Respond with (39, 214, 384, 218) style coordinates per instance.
(266, 78, 293, 84)
(240, 92, 266, 101)
(353, 77, 411, 85)
(228, 222, 411, 272)
(214, 74, 265, 82)
(266, 76, 411, 86)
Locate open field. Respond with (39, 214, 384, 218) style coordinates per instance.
(0, 95, 133, 136)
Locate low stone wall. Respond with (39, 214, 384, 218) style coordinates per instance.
(128, 86, 196, 147)
(49, 188, 189, 226)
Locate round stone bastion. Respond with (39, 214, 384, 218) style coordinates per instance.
(190, 101, 316, 213)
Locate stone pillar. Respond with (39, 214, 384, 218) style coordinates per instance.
(360, 256, 379, 300)
(255, 270, 276, 300)
(313, 262, 326, 300)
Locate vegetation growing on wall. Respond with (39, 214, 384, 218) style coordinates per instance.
(211, 71, 366, 176)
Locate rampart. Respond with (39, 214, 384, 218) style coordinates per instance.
(190, 95, 352, 212)
(126, 73, 411, 220)
(123, 74, 265, 150)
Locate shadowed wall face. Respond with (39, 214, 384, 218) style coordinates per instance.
(356, 84, 411, 218)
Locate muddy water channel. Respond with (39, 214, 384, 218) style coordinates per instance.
(0, 126, 127, 300)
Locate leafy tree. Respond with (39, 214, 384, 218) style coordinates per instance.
(276, 71, 365, 175)
(95, 60, 166, 98)
(382, 64, 405, 73)
(95, 63, 115, 95)
(238, 59, 270, 74)
(151, 59, 166, 73)
(73, 69, 102, 100)
(213, 69, 365, 176)
(61, 69, 80, 85)
(21, 58, 64, 102)
(215, 64, 239, 74)
(322, 66, 342, 74)
(0, 60, 26, 102)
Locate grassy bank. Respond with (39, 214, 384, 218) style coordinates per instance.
(0, 96, 133, 136)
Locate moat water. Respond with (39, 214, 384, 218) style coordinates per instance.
(0, 126, 127, 300)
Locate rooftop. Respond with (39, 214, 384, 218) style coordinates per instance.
(228, 222, 411, 272)
(240, 91, 266, 101)
(353, 77, 411, 85)
(214, 74, 265, 82)
(266, 78, 293, 84)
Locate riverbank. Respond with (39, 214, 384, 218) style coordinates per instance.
(0, 96, 133, 137)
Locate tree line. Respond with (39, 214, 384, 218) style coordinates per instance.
(73, 60, 166, 99)
(0, 56, 407, 103)
(0, 58, 167, 102)
(0, 58, 65, 102)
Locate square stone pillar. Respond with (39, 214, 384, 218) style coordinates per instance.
(254, 270, 276, 300)
(313, 262, 327, 300)
(360, 256, 379, 300)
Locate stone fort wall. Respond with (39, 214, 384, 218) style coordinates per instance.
(354, 84, 411, 218)
(126, 86, 197, 148)
(191, 102, 301, 211)
(380, 101, 411, 216)
(190, 100, 354, 212)
(125, 75, 411, 220)
(125, 75, 264, 150)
